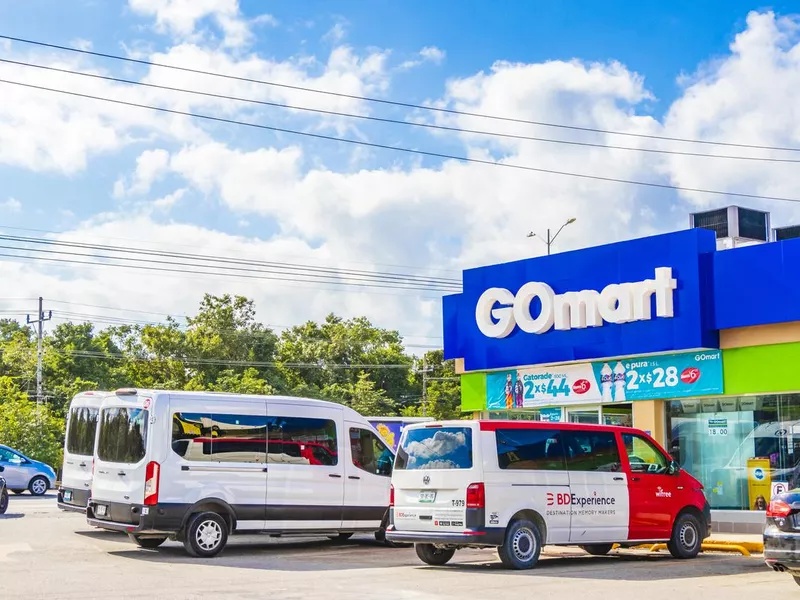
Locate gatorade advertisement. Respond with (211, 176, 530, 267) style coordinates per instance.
(485, 350, 723, 409)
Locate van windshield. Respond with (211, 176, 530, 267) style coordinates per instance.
(97, 407, 148, 464)
(395, 427, 473, 470)
(66, 406, 99, 456)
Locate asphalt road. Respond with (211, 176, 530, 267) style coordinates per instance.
(1, 494, 795, 599)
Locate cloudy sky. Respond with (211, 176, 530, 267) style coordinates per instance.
(1, 0, 800, 350)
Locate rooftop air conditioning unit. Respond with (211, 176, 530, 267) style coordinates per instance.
(774, 224, 800, 242)
(689, 206, 770, 250)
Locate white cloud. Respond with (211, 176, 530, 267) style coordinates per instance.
(152, 188, 186, 211)
(399, 45, 447, 71)
(116, 148, 171, 197)
(323, 21, 347, 44)
(128, 0, 254, 47)
(420, 46, 446, 65)
(1, 198, 22, 213)
(70, 38, 93, 51)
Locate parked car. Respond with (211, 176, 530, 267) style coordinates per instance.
(0, 465, 8, 514)
(0, 444, 57, 496)
(387, 420, 711, 569)
(764, 489, 800, 585)
(87, 388, 396, 557)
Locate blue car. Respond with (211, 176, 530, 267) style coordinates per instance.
(0, 445, 56, 496)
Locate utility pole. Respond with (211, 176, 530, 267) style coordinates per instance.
(421, 355, 428, 417)
(27, 297, 52, 405)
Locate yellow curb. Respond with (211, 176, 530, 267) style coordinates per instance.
(619, 540, 763, 555)
(704, 539, 764, 553)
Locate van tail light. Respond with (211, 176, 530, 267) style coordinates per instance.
(144, 461, 160, 506)
(767, 499, 792, 518)
(466, 483, 485, 509)
(389, 484, 395, 507)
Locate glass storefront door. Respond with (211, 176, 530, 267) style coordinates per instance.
(568, 407, 600, 424)
(603, 404, 633, 427)
(667, 393, 800, 510)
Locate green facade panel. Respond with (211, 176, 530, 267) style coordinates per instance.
(722, 342, 800, 396)
(460, 372, 487, 412)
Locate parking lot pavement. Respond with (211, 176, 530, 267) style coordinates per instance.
(1, 495, 795, 600)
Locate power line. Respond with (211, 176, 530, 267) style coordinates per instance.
(2, 33, 799, 153)
(3, 78, 800, 205)
(3, 57, 799, 164)
(0, 224, 461, 276)
(47, 348, 417, 370)
(0, 240, 461, 294)
(0, 234, 460, 287)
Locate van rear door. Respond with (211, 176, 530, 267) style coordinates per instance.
(62, 394, 101, 505)
(91, 393, 152, 518)
(392, 424, 477, 534)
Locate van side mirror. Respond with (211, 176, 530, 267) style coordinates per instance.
(668, 459, 680, 475)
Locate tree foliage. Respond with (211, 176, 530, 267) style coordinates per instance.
(0, 294, 463, 464)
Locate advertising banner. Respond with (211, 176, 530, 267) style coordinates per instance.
(368, 421, 403, 452)
(486, 350, 723, 409)
(747, 458, 772, 511)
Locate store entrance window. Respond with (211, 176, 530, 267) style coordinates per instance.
(603, 404, 632, 427)
(568, 407, 600, 424)
(666, 394, 800, 511)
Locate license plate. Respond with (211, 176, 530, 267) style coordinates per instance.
(63, 490, 72, 502)
(419, 491, 436, 503)
(95, 504, 107, 517)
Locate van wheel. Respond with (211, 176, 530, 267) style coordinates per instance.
(28, 476, 48, 496)
(129, 534, 167, 549)
(667, 513, 702, 559)
(498, 519, 542, 570)
(415, 543, 456, 566)
(327, 533, 353, 542)
(580, 544, 614, 556)
(183, 512, 228, 558)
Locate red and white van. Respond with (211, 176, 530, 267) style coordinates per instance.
(386, 420, 711, 569)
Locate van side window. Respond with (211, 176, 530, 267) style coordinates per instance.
(622, 433, 669, 474)
(211, 414, 268, 463)
(269, 417, 338, 466)
(172, 413, 267, 463)
(172, 413, 214, 461)
(495, 428, 565, 470)
(350, 428, 393, 476)
(562, 431, 621, 472)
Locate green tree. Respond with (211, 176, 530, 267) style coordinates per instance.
(278, 314, 414, 402)
(404, 350, 463, 420)
(323, 372, 397, 416)
(43, 322, 121, 415)
(184, 294, 282, 390)
(0, 398, 63, 467)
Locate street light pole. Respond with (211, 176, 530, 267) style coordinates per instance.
(528, 218, 576, 255)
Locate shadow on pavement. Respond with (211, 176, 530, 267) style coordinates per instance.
(433, 549, 768, 581)
(109, 536, 419, 571)
(0, 513, 24, 520)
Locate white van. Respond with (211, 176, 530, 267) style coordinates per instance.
(386, 420, 711, 569)
(86, 389, 395, 557)
(58, 391, 108, 512)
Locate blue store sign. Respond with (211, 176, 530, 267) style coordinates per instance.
(443, 229, 719, 372)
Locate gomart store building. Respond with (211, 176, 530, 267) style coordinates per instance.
(443, 227, 800, 530)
